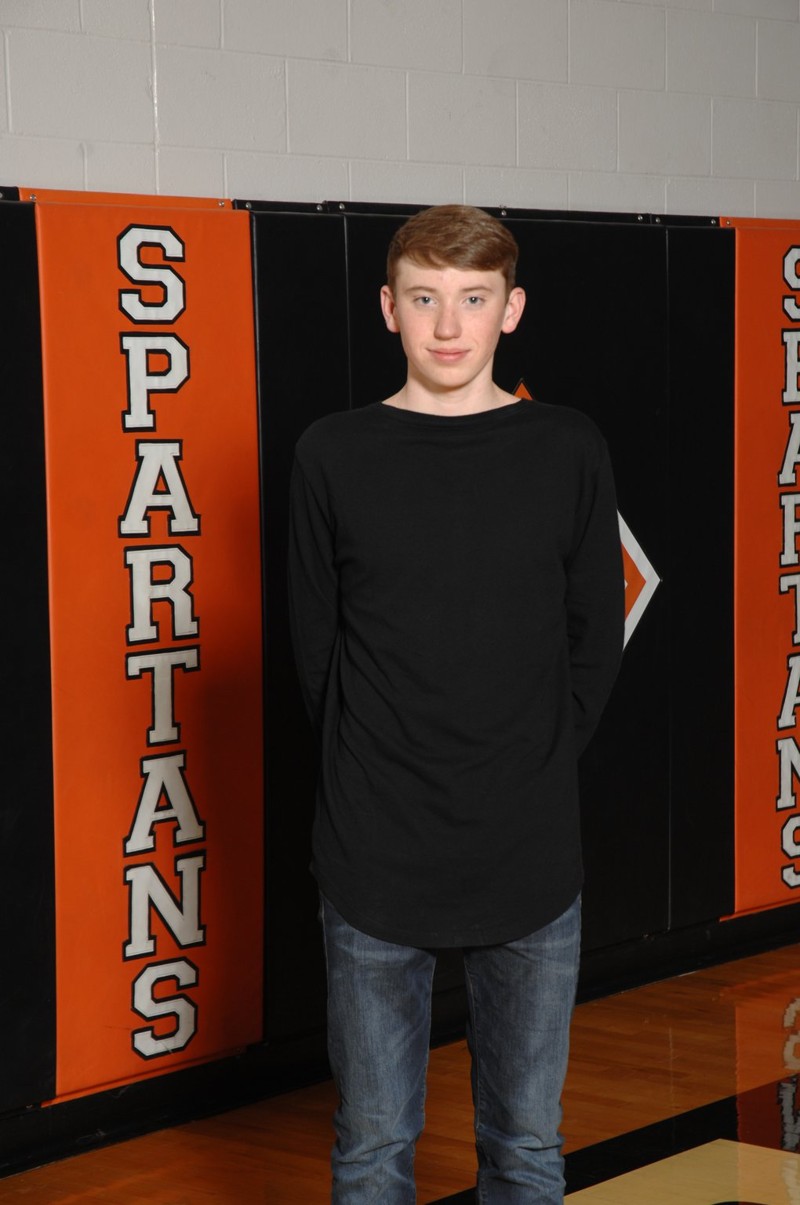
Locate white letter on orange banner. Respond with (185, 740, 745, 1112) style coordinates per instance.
(124, 854, 206, 959)
(120, 441, 200, 537)
(118, 226, 186, 323)
(778, 737, 800, 811)
(778, 654, 800, 730)
(131, 958, 198, 1058)
(780, 496, 800, 567)
(120, 334, 189, 431)
(124, 546, 199, 644)
(125, 751, 205, 854)
(125, 648, 200, 746)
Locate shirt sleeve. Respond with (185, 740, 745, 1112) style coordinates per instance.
(287, 454, 339, 738)
(565, 438, 626, 756)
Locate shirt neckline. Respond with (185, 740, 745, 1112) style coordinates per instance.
(376, 398, 532, 428)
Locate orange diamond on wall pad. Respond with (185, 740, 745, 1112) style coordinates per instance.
(618, 513, 659, 646)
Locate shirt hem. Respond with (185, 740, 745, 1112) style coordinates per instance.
(313, 867, 583, 949)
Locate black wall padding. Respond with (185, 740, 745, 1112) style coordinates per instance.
(251, 212, 350, 1042)
(0, 200, 56, 1109)
(249, 206, 736, 1046)
(667, 226, 736, 927)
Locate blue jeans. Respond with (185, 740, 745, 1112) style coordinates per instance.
(320, 893, 581, 1204)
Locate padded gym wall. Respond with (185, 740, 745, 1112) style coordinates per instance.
(0, 189, 796, 1173)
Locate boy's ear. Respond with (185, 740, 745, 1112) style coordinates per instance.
(502, 286, 526, 335)
(380, 285, 400, 333)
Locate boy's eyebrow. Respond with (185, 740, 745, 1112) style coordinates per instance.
(402, 283, 497, 294)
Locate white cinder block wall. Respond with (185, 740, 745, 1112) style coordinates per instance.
(3, 0, 800, 217)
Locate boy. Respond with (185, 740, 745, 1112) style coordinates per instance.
(288, 205, 624, 1203)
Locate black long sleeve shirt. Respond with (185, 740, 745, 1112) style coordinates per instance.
(289, 399, 624, 947)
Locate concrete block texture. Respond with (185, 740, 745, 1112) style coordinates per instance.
(631, 0, 711, 7)
(0, 44, 6, 132)
(619, 90, 711, 175)
(288, 60, 405, 159)
(758, 20, 800, 103)
(666, 10, 755, 97)
(713, 97, 798, 179)
(154, 0, 221, 48)
(755, 179, 800, 218)
(666, 173, 755, 215)
(2, 0, 800, 222)
(0, 135, 83, 189)
(464, 165, 568, 210)
(227, 149, 348, 202)
(7, 29, 153, 142)
(0, 0, 80, 32)
(570, 0, 665, 91)
(350, 0, 461, 72)
(156, 46, 285, 152)
(714, 0, 798, 20)
(463, 0, 567, 82)
(409, 71, 516, 166)
(350, 159, 464, 205)
(84, 141, 156, 193)
(518, 82, 617, 172)
(223, 0, 346, 61)
(158, 146, 225, 196)
(82, 0, 151, 42)
(569, 170, 667, 213)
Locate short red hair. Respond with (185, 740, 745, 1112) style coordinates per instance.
(386, 204, 519, 294)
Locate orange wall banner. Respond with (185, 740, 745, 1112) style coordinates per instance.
(35, 199, 264, 1099)
(732, 217, 800, 914)
(19, 186, 230, 210)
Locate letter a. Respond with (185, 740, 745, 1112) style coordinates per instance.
(780, 414, 800, 487)
(120, 441, 200, 537)
(125, 751, 205, 854)
(779, 654, 800, 730)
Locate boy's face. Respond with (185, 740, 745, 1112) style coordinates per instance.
(380, 259, 525, 399)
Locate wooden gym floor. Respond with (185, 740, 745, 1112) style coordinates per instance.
(1, 942, 799, 1202)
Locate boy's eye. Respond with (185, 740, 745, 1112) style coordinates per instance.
(414, 295, 434, 305)
(465, 295, 484, 305)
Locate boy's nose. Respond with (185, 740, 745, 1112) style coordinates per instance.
(434, 304, 460, 338)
